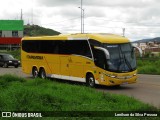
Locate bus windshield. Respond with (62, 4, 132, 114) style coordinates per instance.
(104, 43, 136, 73)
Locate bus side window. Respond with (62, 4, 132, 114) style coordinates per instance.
(62, 40, 92, 58)
(53, 42, 59, 54)
(94, 49, 107, 69)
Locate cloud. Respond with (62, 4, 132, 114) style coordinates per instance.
(85, 7, 107, 18)
(36, 0, 78, 7)
(23, 9, 42, 25)
(1, 0, 160, 40)
(58, 7, 80, 18)
(37, 0, 157, 8)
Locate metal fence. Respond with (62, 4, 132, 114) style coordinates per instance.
(0, 44, 20, 51)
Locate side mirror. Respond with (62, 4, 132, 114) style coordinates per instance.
(132, 45, 143, 57)
(95, 47, 110, 59)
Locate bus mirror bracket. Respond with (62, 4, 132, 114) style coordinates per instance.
(95, 47, 110, 59)
(132, 45, 143, 57)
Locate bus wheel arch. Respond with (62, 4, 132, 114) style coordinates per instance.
(39, 67, 46, 79)
(86, 72, 95, 88)
(32, 66, 38, 78)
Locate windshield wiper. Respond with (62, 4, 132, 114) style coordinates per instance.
(123, 54, 133, 71)
(119, 47, 133, 71)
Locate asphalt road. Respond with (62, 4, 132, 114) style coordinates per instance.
(0, 67, 160, 108)
(0, 67, 29, 78)
(97, 74, 160, 108)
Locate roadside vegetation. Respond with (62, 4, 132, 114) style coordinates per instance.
(0, 75, 159, 119)
(137, 58, 160, 75)
(5, 49, 21, 60)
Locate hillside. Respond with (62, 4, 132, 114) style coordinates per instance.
(133, 37, 160, 43)
(24, 25, 61, 36)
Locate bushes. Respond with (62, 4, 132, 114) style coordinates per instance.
(137, 59, 160, 75)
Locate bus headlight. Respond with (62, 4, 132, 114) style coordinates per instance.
(133, 73, 137, 76)
(110, 75, 116, 78)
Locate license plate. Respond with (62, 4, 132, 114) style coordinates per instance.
(122, 82, 128, 85)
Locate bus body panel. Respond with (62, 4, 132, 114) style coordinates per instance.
(46, 55, 60, 76)
(69, 55, 85, 80)
(21, 33, 137, 86)
(60, 56, 70, 78)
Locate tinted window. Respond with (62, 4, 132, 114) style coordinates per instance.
(94, 49, 107, 69)
(89, 39, 102, 47)
(3, 55, 14, 60)
(22, 40, 92, 58)
(61, 40, 92, 58)
(22, 40, 59, 54)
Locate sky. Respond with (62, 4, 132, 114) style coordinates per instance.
(0, 0, 160, 41)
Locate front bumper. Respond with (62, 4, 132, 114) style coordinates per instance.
(99, 72, 137, 86)
(107, 75, 137, 86)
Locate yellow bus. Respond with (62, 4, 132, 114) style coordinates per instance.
(21, 33, 140, 87)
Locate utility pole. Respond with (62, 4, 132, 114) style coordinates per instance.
(31, 8, 33, 25)
(81, 0, 82, 33)
(82, 9, 84, 33)
(78, 7, 84, 33)
(20, 9, 23, 20)
(79, 0, 84, 33)
(123, 28, 125, 37)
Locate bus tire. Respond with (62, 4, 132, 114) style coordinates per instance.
(32, 67, 38, 78)
(86, 73, 95, 88)
(39, 68, 46, 79)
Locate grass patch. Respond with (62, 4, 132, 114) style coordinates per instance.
(137, 59, 160, 75)
(0, 75, 159, 119)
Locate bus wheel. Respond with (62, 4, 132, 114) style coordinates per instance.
(86, 74, 95, 88)
(32, 67, 38, 78)
(39, 68, 46, 79)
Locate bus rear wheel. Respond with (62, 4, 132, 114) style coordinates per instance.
(86, 74, 95, 88)
(39, 68, 46, 79)
(32, 67, 38, 78)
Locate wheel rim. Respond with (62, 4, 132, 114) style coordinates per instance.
(41, 71, 45, 79)
(89, 77, 94, 87)
(40, 69, 46, 79)
(33, 69, 38, 78)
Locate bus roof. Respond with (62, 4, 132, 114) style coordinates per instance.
(22, 33, 130, 44)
